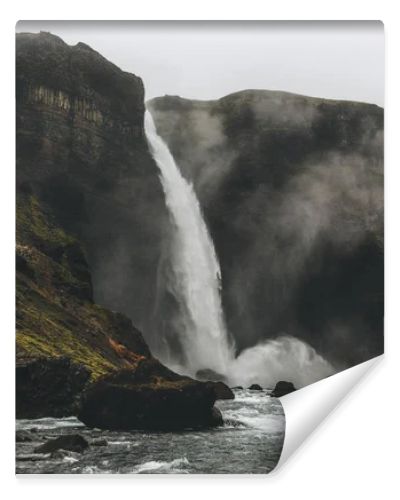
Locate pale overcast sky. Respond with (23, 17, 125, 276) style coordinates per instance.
(16, 21, 384, 106)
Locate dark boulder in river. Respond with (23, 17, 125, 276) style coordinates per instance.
(209, 381, 235, 400)
(16, 357, 91, 419)
(248, 384, 263, 391)
(34, 434, 89, 454)
(271, 381, 296, 398)
(78, 358, 223, 430)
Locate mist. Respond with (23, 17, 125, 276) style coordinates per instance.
(150, 90, 384, 370)
(229, 336, 335, 388)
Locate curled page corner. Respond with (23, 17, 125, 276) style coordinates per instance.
(276, 354, 384, 470)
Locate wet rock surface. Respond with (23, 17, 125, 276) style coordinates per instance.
(271, 381, 296, 398)
(78, 358, 223, 431)
(34, 434, 89, 454)
(248, 384, 263, 391)
(209, 381, 235, 400)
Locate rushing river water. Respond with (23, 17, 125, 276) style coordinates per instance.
(16, 389, 285, 474)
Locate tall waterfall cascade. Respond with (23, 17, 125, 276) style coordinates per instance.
(145, 110, 234, 375)
(144, 110, 335, 387)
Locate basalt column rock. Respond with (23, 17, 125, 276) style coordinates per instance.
(16, 32, 170, 343)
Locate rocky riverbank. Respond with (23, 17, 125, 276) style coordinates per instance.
(16, 388, 285, 474)
(16, 353, 234, 430)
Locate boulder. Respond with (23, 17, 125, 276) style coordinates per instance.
(196, 368, 227, 383)
(16, 357, 91, 419)
(232, 386, 243, 390)
(16, 430, 34, 443)
(78, 358, 223, 431)
(209, 381, 235, 400)
(248, 384, 263, 391)
(271, 381, 296, 398)
(34, 434, 89, 454)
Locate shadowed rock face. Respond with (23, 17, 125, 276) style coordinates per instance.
(16, 32, 169, 339)
(16, 357, 91, 419)
(149, 91, 384, 369)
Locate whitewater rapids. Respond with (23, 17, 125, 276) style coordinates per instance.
(16, 388, 285, 474)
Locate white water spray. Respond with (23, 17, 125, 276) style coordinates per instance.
(145, 111, 234, 374)
(145, 110, 335, 386)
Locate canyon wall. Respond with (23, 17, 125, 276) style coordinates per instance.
(16, 32, 169, 342)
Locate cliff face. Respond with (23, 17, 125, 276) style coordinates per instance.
(149, 90, 384, 368)
(16, 190, 151, 376)
(16, 32, 169, 338)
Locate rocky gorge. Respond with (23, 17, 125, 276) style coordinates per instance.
(15, 28, 383, 474)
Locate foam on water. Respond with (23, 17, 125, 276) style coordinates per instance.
(218, 389, 285, 434)
(16, 390, 285, 474)
(132, 457, 190, 474)
(16, 416, 84, 431)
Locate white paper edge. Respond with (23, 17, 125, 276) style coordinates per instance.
(275, 354, 384, 470)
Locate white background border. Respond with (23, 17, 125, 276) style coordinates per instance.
(1, 1, 398, 498)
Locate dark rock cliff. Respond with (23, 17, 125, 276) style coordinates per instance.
(149, 90, 384, 368)
(15, 32, 228, 426)
(16, 32, 169, 339)
(16, 31, 166, 413)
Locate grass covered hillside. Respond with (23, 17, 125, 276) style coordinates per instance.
(16, 191, 151, 380)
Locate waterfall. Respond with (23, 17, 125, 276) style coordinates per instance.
(145, 110, 234, 375)
(145, 110, 335, 387)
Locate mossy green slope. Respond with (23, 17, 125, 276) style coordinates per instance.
(16, 193, 151, 379)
